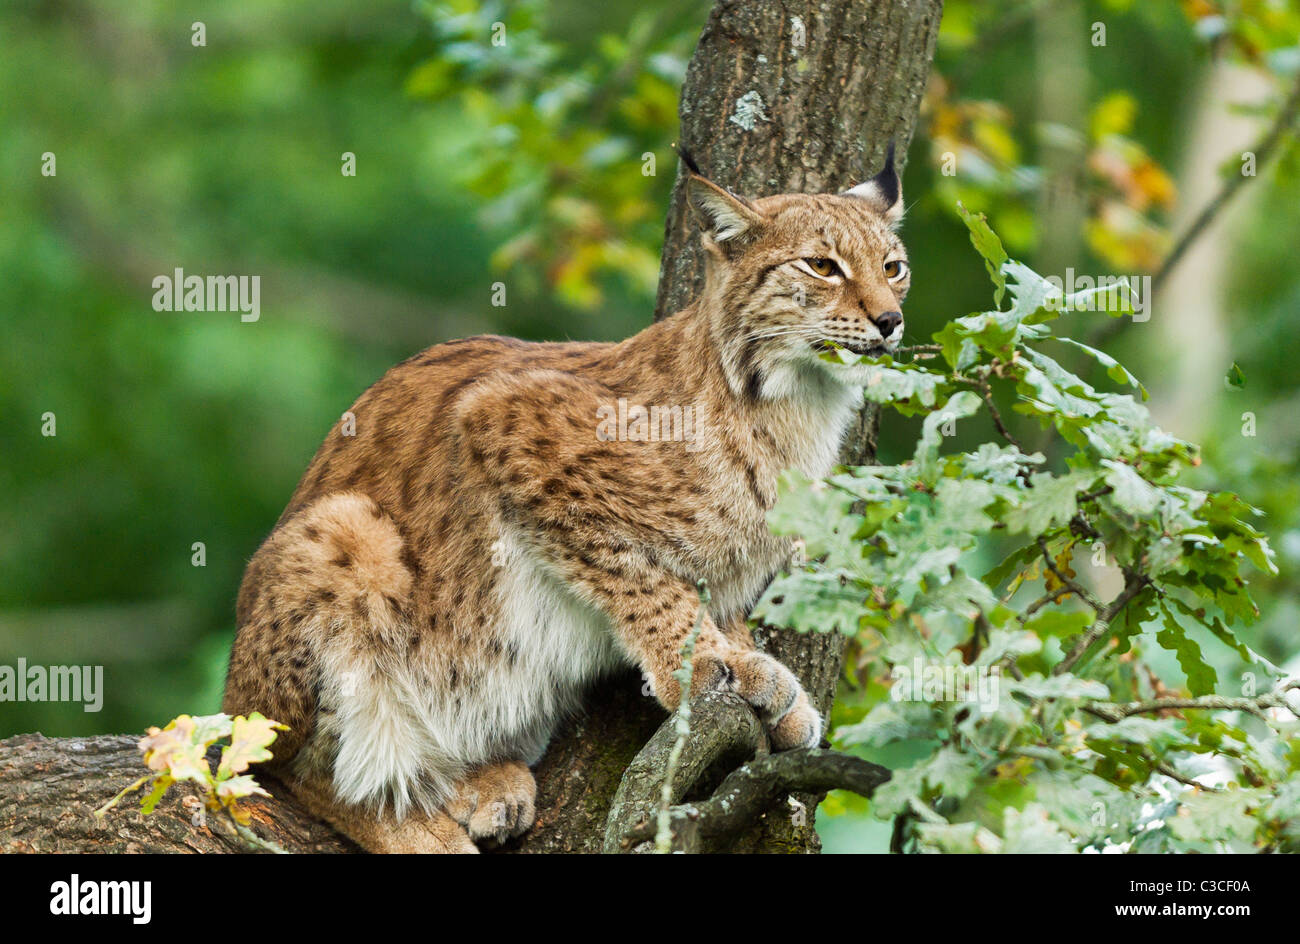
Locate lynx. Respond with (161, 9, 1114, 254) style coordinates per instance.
(223, 147, 909, 852)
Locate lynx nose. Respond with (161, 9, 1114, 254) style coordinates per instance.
(874, 310, 902, 338)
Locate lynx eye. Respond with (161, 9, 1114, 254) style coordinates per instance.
(804, 257, 839, 277)
(884, 259, 909, 282)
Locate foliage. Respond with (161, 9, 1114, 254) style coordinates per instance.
(754, 211, 1297, 853)
(95, 712, 288, 850)
(926, 0, 1300, 269)
(4, 0, 1299, 856)
(409, 0, 705, 307)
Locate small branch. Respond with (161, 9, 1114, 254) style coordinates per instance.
(954, 364, 1028, 454)
(1053, 568, 1149, 676)
(655, 580, 710, 853)
(602, 691, 767, 853)
(1037, 536, 1103, 612)
(982, 383, 1024, 451)
(1083, 681, 1300, 724)
(623, 749, 891, 851)
(1090, 70, 1300, 347)
(896, 343, 943, 362)
(1023, 585, 1073, 618)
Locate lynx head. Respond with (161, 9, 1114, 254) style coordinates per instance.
(682, 144, 909, 399)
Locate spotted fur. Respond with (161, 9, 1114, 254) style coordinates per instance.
(223, 157, 910, 852)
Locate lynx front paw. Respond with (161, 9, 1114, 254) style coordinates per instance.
(446, 760, 537, 844)
(768, 689, 822, 750)
(712, 649, 822, 751)
(727, 650, 800, 722)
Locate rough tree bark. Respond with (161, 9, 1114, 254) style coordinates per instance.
(0, 0, 941, 854)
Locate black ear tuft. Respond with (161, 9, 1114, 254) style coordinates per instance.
(841, 138, 904, 225)
(673, 143, 703, 177)
(869, 139, 899, 208)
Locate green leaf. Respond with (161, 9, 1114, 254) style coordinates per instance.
(1052, 336, 1148, 400)
(836, 701, 938, 749)
(1101, 460, 1161, 517)
(752, 571, 864, 635)
(1023, 609, 1094, 640)
(1169, 788, 1264, 844)
(1003, 470, 1095, 535)
(1008, 673, 1109, 700)
(1001, 803, 1076, 853)
(913, 390, 983, 477)
(920, 745, 980, 799)
(982, 542, 1039, 590)
(957, 202, 1008, 307)
(1155, 603, 1217, 696)
(962, 442, 1044, 486)
(140, 775, 174, 815)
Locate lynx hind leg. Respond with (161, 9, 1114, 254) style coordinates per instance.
(287, 774, 477, 854)
(444, 760, 537, 844)
(243, 491, 454, 816)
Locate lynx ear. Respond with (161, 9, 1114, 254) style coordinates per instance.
(843, 140, 903, 226)
(679, 149, 764, 244)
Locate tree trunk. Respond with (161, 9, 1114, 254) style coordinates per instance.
(0, 0, 940, 854)
(575, 0, 942, 854)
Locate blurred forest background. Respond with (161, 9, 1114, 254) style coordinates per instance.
(2, 0, 1297, 852)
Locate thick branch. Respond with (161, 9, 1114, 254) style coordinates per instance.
(602, 691, 767, 853)
(622, 749, 890, 853)
(0, 734, 356, 854)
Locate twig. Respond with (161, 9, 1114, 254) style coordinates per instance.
(1037, 536, 1103, 612)
(231, 820, 291, 854)
(655, 579, 710, 854)
(1082, 680, 1300, 724)
(954, 364, 1027, 453)
(1053, 568, 1150, 676)
(1091, 69, 1300, 347)
(1022, 585, 1074, 618)
(982, 382, 1023, 451)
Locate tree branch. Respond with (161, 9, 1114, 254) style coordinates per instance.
(1091, 69, 1300, 347)
(1083, 680, 1300, 724)
(1151, 69, 1300, 297)
(621, 749, 891, 853)
(602, 691, 767, 853)
(1053, 567, 1150, 676)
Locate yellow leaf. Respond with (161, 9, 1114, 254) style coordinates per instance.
(139, 716, 211, 784)
(217, 713, 288, 779)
